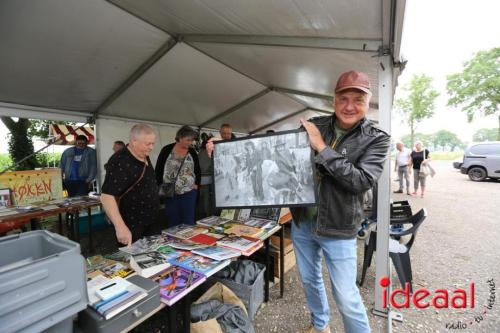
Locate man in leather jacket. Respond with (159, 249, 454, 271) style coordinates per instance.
(293, 71, 390, 333)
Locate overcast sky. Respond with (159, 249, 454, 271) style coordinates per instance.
(1, 0, 499, 153)
(392, 0, 500, 144)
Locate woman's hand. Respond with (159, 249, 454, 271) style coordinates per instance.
(206, 137, 222, 157)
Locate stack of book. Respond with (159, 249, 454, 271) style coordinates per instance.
(162, 224, 209, 240)
(196, 216, 231, 228)
(87, 276, 147, 320)
(216, 234, 263, 256)
(86, 255, 134, 279)
(192, 246, 241, 261)
(168, 251, 230, 277)
(153, 266, 206, 306)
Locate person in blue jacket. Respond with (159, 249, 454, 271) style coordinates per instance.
(60, 135, 97, 197)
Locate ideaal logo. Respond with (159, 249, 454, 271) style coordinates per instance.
(379, 277, 496, 330)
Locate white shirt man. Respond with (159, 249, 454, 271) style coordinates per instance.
(394, 142, 411, 194)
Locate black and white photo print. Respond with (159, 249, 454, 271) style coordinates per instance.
(213, 130, 317, 208)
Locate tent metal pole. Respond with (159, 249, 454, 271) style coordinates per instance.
(372, 55, 394, 324)
(248, 108, 308, 134)
(183, 34, 381, 52)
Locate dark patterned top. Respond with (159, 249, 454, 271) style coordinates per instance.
(102, 147, 159, 228)
(410, 149, 430, 170)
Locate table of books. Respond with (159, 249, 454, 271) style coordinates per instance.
(0, 196, 101, 253)
(84, 213, 283, 333)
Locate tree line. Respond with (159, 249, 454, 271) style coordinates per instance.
(395, 47, 499, 147)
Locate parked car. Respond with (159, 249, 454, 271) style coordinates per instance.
(460, 142, 500, 181)
(452, 159, 462, 169)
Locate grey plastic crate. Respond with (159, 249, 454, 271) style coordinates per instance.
(0, 230, 88, 333)
(212, 263, 265, 320)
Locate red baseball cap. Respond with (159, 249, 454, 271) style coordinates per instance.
(335, 71, 371, 94)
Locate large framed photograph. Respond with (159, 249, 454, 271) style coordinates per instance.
(213, 129, 317, 208)
(0, 188, 12, 208)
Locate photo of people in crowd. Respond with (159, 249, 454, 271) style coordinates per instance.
(213, 130, 316, 208)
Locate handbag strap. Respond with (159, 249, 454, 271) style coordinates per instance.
(171, 154, 188, 185)
(117, 161, 147, 203)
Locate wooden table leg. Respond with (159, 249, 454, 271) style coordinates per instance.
(264, 237, 270, 302)
(280, 224, 285, 298)
(166, 305, 176, 333)
(30, 218, 38, 231)
(74, 210, 80, 243)
(183, 293, 191, 333)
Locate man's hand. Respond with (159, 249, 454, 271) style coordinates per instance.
(206, 137, 222, 157)
(115, 224, 132, 246)
(300, 118, 327, 152)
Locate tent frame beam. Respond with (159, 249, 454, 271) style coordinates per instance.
(198, 88, 271, 127)
(93, 37, 178, 118)
(183, 34, 382, 52)
(249, 108, 308, 134)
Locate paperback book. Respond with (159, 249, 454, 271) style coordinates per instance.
(192, 246, 241, 261)
(196, 215, 231, 227)
(188, 233, 219, 246)
(224, 223, 263, 239)
(119, 235, 166, 255)
(129, 252, 171, 278)
(244, 217, 276, 229)
(86, 255, 134, 279)
(217, 234, 263, 256)
(162, 224, 208, 240)
(168, 251, 230, 277)
(162, 235, 210, 251)
(156, 266, 206, 306)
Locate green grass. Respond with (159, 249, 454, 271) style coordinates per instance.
(429, 151, 464, 160)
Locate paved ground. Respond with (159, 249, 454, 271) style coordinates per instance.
(253, 160, 500, 333)
(76, 160, 499, 332)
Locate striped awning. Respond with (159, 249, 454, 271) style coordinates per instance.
(50, 124, 95, 145)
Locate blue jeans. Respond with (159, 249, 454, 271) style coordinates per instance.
(164, 189, 197, 227)
(292, 221, 370, 333)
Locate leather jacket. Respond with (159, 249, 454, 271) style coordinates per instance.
(291, 115, 390, 239)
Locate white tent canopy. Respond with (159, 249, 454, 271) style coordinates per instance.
(0, 0, 405, 134)
(0, 0, 406, 323)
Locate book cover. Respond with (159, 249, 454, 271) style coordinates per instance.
(196, 216, 230, 227)
(219, 209, 236, 220)
(241, 239, 264, 256)
(168, 251, 230, 277)
(216, 234, 262, 252)
(244, 217, 275, 229)
(162, 224, 208, 240)
(119, 235, 166, 255)
(156, 244, 180, 261)
(225, 223, 263, 238)
(192, 246, 241, 261)
(129, 252, 171, 278)
(235, 209, 251, 221)
(156, 266, 206, 306)
(189, 233, 219, 246)
(162, 235, 210, 251)
(87, 256, 133, 279)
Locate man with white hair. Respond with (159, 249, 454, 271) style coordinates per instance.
(101, 124, 159, 246)
(393, 142, 411, 194)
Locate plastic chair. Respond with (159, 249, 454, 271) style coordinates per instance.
(358, 208, 427, 291)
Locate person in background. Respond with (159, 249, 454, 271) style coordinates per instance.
(409, 140, 431, 198)
(156, 126, 200, 227)
(112, 140, 126, 153)
(101, 124, 159, 246)
(393, 142, 412, 195)
(196, 133, 215, 219)
(219, 123, 233, 140)
(60, 135, 97, 197)
(295, 70, 390, 333)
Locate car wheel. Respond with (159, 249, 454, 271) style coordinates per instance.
(468, 167, 487, 181)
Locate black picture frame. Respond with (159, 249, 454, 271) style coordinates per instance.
(212, 129, 317, 209)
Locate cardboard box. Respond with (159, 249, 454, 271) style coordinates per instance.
(268, 235, 295, 278)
